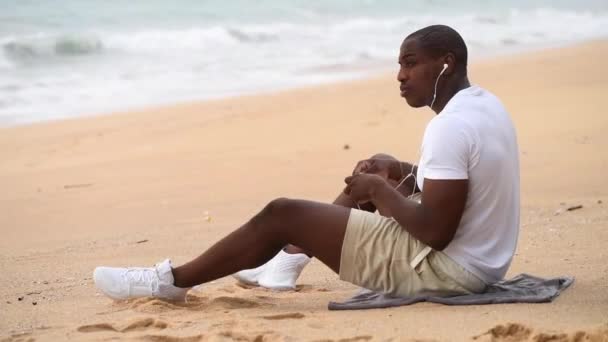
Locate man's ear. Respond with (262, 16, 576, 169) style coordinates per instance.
(444, 53, 456, 76)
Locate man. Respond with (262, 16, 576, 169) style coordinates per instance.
(93, 24, 520, 301)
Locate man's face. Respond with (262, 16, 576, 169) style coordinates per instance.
(397, 38, 442, 108)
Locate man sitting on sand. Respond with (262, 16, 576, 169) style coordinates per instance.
(93, 24, 520, 301)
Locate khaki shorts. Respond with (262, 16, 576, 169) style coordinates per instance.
(339, 206, 486, 297)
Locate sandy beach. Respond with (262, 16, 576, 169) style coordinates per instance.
(1, 41, 607, 341)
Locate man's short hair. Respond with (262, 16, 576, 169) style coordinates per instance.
(406, 25, 468, 73)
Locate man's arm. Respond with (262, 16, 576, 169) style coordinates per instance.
(370, 177, 467, 250)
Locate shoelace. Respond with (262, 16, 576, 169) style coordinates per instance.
(122, 267, 160, 291)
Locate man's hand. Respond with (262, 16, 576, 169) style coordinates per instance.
(352, 157, 401, 181)
(344, 173, 386, 205)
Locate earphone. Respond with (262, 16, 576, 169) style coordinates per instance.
(430, 63, 448, 109)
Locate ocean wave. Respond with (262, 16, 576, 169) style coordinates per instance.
(0, 53, 12, 70)
(226, 28, 279, 42)
(102, 24, 293, 53)
(55, 36, 103, 55)
(1, 34, 103, 64)
(5, 8, 605, 64)
(1, 5, 607, 125)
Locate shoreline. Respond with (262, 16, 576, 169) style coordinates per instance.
(2, 38, 605, 130)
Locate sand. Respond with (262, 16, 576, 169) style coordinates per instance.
(1, 41, 607, 342)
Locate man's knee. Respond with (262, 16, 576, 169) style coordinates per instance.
(263, 197, 294, 216)
(252, 197, 296, 229)
(349, 153, 397, 173)
(370, 153, 397, 161)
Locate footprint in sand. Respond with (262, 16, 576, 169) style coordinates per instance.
(210, 319, 238, 329)
(77, 317, 168, 333)
(124, 295, 270, 314)
(255, 295, 272, 300)
(211, 331, 283, 342)
(338, 336, 373, 342)
(126, 298, 187, 313)
(294, 284, 313, 292)
(137, 334, 203, 342)
(209, 296, 263, 310)
(140, 331, 283, 342)
(261, 312, 305, 320)
(1, 332, 35, 342)
(126, 296, 203, 313)
(290, 285, 330, 293)
(314, 336, 373, 342)
(473, 322, 608, 342)
(473, 323, 532, 341)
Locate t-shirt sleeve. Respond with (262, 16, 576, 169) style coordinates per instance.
(419, 116, 470, 180)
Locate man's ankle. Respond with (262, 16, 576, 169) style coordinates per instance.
(283, 245, 312, 257)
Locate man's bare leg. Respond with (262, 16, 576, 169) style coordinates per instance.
(235, 153, 403, 287)
(283, 191, 375, 255)
(172, 198, 351, 288)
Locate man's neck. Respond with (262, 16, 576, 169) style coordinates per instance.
(431, 76, 471, 114)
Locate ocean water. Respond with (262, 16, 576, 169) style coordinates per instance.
(1, 0, 608, 126)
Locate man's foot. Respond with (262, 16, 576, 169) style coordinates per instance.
(232, 250, 311, 291)
(93, 259, 188, 301)
(231, 263, 267, 286)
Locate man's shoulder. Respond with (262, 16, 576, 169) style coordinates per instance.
(445, 85, 504, 113)
(422, 114, 477, 153)
(427, 111, 473, 134)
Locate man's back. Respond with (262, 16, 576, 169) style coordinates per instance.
(417, 85, 520, 284)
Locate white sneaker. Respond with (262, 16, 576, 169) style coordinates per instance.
(233, 250, 311, 291)
(232, 263, 267, 286)
(93, 259, 188, 301)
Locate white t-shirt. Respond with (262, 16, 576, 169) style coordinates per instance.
(416, 85, 520, 284)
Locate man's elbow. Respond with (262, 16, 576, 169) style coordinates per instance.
(429, 239, 450, 251)
(425, 237, 446, 251)
(427, 228, 456, 251)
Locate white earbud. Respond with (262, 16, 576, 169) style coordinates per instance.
(430, 63, 448, 109)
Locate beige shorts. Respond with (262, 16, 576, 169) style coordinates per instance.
(339, 207, 486, 297)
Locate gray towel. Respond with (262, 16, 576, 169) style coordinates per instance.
(328, 274, 574, 310)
